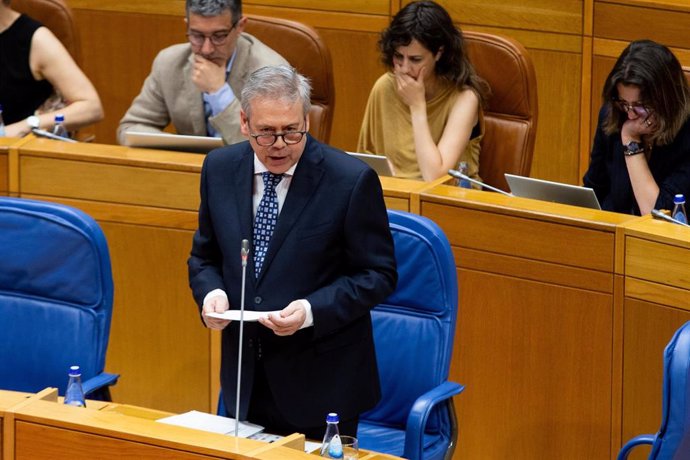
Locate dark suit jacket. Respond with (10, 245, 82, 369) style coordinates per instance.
(188, 135, 397, 427)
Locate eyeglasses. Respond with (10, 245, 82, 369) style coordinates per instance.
(186, 20, 238, 47)
(249, 130, 307, 147)
(613, 98, 652, 118)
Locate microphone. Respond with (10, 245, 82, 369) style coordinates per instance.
(448, 169, 513, 197)
(651, 209, 690, 227)
(235, 238, 250, 437)
(31, 128, 78, 143)
(241, 239, 249, 267)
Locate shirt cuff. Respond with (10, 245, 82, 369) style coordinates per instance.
(203, 289, 228, 307)
(203, 83, 235, 117)
(298, 299, 313, 329)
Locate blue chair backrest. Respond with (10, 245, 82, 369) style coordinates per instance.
(650, 321, 690, 458)
(0, 197, 114, 395)
(361, 210, 458, 430)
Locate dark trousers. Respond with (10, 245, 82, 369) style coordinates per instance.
(247, 360, 359, 441)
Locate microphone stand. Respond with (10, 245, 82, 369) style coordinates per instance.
(651, 209, 690, 227)
(448, 169, 514, 197)
(235, 239, 250, 437)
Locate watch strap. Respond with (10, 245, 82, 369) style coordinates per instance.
(624, 141, 645, 156)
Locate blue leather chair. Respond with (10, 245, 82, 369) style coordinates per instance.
(0, 197, 118, 399)
(617, 320, 690, 460)
(357, 210, 463, 460)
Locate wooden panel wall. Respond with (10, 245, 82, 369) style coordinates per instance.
(420, 190, 628, 459)
(619, 222, 690, 460)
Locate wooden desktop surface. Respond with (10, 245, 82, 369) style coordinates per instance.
(3, 138, 690, 459)
(0, 389, 400, 460)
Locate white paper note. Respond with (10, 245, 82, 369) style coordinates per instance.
(157, 410, 264, 438)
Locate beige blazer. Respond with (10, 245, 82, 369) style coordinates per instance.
(117, 33, 288, 145)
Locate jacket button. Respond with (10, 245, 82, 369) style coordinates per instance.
(254, 296, 262, 304)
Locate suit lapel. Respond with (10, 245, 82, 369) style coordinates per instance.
(227, 35, 250, 98)
(257, 138, 325, 282)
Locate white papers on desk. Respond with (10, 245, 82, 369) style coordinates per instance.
(205, 310, 281, 322)
(157, 410, 264, 438)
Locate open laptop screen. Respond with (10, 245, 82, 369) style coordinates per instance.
(505, 173, 601, 210)
(346, 152, 394, 177)
(123, 131, 224, 154)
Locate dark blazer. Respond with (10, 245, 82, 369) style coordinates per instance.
(584, 106, 690, 215)
(188, 135, 397, 427)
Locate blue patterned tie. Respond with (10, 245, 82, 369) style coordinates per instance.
(253, 172, 283, 274)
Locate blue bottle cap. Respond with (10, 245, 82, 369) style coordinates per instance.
(674, 194, 685, 204)
(69, 365, 81, 377)
(326, 412, 339, 423)
(55, 114, 65, 123)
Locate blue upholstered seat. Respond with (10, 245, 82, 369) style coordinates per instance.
(617, 321, 690, 460)
(357, 210, 463, 460)
(0, 197, 118, 398)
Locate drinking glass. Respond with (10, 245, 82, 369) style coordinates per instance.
(339, 435, 359, 460)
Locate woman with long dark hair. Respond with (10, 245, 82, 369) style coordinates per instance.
(584, 40, 690, 215)
(357, 1, 489, 181)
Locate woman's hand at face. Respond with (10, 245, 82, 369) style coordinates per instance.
(394, 65, 428, 110)
(622, 113, 656, 142)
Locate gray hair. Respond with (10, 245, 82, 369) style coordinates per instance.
(185, 0, 241, 19)
(241, 65, 312, 119)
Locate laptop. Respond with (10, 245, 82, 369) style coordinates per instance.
(123, 131, 224, 154)
(505, 173, 601, 210)
(347, 152, 394, 177)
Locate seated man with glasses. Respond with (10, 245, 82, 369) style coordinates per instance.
(117, 0, 287, 146)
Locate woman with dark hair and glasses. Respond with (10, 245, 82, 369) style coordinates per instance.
(357, 1, 489, 181)
(583, 40, 690, 215)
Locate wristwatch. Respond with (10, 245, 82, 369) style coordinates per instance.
(623, 141, 645, 156)
(26, 115, 40, 130)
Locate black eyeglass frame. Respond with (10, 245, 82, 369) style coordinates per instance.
(247, 118, 308, 147)
(186, 17, 239, 47)
(612, 98, 653, 119)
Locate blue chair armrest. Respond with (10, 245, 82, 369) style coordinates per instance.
(403, 381, 464, 459)
(616, 434, 655, 460)
(82, 372, 120, 396)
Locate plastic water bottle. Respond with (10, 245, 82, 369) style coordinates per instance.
(52, 113, 69, 139)
(0, 104, 5, 137)
(64, 365, 86, 407)
(672, 194, 688, 224)
(457, 161, 471, 189)
(320, 412, 343, 458)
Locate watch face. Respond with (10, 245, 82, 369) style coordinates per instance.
(626, 141, 643, 153)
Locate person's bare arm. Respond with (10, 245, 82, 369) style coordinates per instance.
(5, 27, 103, 137)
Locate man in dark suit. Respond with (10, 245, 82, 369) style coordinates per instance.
(188, 65, 397, 439)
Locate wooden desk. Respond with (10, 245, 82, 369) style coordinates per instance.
(0, 138, 16, 196)
(10, 139, 436, 415)
(618, 217, 690, 460)
(0, 391, 31, 460)
(420, 185, 636, 460)
(0, 389, 399, 460)
(13, 138, 208, 413)
(12, 139, 690, 459)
